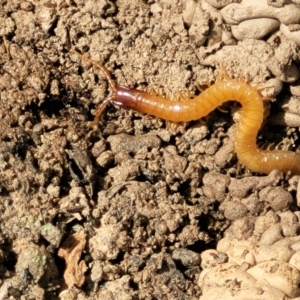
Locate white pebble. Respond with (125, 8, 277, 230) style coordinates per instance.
(280, 23, 300, 46)
(221, 1, 300, 25)
(231, 18, 280, 40)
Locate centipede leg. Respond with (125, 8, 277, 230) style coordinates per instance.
(89, 96, 114, 127)
(170, 92, 188, 102)
(216, 68, 231, 82)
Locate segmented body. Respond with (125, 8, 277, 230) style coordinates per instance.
(74, 51, 300, 175)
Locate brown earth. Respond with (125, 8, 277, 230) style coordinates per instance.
(0, 0, 300, 299)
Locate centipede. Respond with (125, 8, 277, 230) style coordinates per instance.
(73, 50, 300, 175)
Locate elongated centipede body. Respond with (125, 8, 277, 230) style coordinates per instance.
(73, 50, 300, 175)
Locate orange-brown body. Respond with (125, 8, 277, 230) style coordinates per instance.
(74, 51, 300, 175)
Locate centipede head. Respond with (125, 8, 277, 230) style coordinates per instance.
(71, 49, 117, 126)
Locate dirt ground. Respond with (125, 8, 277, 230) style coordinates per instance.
(1, 0, 300, 299)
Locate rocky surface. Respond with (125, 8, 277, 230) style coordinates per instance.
(0, 0, 300, 299)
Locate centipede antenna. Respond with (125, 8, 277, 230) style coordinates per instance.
(71, 49, 117, 92)
(71, 49, 119, 126)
